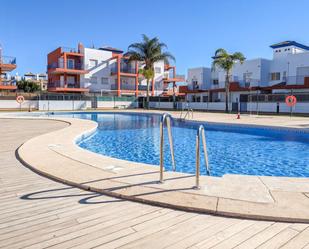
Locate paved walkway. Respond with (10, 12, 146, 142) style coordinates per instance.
(112, 109, 309, 129)
(0, 119, 309, 248)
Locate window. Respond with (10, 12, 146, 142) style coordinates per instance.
(101, 77, 109, 85)
(89, 59, 98, 68)
(270, 72, 280, 81)
(203, 96, 208, 102)
(90, 76, 97, 84)
(213, 79, 219, 85)
(283, 71, 287, 82)
(67, 76, 75, 84)
(67, 59, 75, 69)
(192, 79, 199, 89)
(243, 72, 252, 83)
(155, 67, 161, 74)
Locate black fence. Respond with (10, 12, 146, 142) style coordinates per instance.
(240, 93, 309, 102)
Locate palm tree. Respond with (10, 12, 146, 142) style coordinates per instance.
(127, 34, 175, 108)
(212, 49, 245, 113)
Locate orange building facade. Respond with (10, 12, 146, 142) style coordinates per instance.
(47, 43, 183, 96)
(47, 44, 89, 93)
(0, 51, 17, 91)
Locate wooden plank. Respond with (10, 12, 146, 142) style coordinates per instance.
(256, 228, 299, 249)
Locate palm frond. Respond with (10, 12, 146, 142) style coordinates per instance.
(126, 34, 175, 69)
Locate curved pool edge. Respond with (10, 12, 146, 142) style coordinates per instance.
(9, 113, 309, 223)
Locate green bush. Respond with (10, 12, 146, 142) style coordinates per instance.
(17, 79, 40, 92)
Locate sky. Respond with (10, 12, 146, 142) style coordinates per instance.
(2, 0, 309, 76)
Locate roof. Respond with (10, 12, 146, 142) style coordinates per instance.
(24, 72, 35, 76)
(99, 46, 123, 53)
(270, 41, 309, 50)
(264, 81, 309, 90)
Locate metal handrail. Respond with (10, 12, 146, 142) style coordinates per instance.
(180, 107, 193, 120)
(195, 125, 210, 189)
(159, 113, 176, 183)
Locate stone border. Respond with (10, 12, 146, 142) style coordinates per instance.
(6, 112, 309, 223)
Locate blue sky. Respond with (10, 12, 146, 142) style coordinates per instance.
(1, 0, 309, 76)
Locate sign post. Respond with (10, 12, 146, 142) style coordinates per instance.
(16, 95, 25, 111)
(285, 95, 297, 117)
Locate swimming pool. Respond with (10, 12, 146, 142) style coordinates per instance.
(57, 112, 309, 177)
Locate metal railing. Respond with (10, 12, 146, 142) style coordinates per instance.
(180, 104, 193, 120)
(110, 84, 151, 91)
(0, 56, 16, 65)
(159, 113, 176, 183)
(61, 47, 78, 53)
(47, 62, 84, 70)
(48, 81, 81, 88)
(195, 125, 210, 189)
(111, 67, 137, 74)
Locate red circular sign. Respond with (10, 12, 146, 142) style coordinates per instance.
(285, 95, 297, 107)
(16, 95, 25, 104)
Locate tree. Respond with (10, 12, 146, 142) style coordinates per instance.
(212, 49, 245, 113)
(17, 79, 40, 92)
(127, 34, 175, 109)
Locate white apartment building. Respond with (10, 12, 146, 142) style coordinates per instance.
(47, 43, 182, 96)
(186, 41, 309, 104)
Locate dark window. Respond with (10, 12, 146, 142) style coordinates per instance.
(213, 79, 219, 85)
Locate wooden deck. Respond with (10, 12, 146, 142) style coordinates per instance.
(0, 118, 309, 249)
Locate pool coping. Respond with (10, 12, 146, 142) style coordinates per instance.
(5, 111, 309, 223)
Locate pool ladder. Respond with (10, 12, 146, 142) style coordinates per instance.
(159, 113, 210, 189)
(180, 106, 193, 121)
(159, 113, 176, 183)
(195, 125, 210, 189)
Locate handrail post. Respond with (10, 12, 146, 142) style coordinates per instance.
(195, 131, 200, 189)
(159, 113, 176, 183)
(195, 125, 210, 189)
(159, 120, 164, 183)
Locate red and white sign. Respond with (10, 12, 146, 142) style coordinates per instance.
(16, 95, 25, 104)
(285, 95, 297, 107)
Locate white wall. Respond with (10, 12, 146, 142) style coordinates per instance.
(38, 100, 88, 111)
(81, 48, 114, 92)
(0, 100, 38, 109)
(149, 102, 174, 109)
(187, 67, 212, 90)
(97, 101, 138, 109)
(247, 102, 309, 114)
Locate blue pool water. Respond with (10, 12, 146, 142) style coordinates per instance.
(60, 112, 308, 177)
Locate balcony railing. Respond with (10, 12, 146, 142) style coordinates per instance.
(110, 84, 151, 91)
(283, 75, 309, 85)
(61, 47, 78, 53)
(111, 66, 137, 75)
(48, 62, 84, 70)
(0, 56, 16, 65)
(237, 79, 261, 87)
(48, 80, 80, 88)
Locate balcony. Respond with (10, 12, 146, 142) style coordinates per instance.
(60, 47, 83, 56)
(0, 56, 17, 72)
(61, 47, 78, 53)
(48, 80, 89, 93)
(284, 75, 309, 85)
(110, 84, 151, 91)
(47, 62, 88, 75)
(111, 66, 137, 76)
